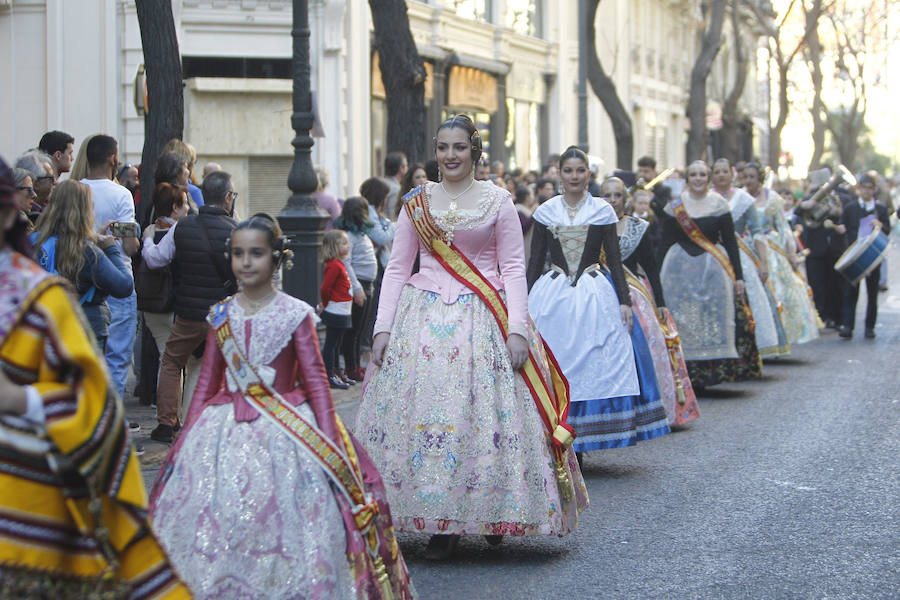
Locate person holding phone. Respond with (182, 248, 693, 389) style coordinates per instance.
(30, 180, 134, 350)
(80, 135, 141, 402)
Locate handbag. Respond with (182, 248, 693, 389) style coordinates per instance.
(135, 230, 174, 312)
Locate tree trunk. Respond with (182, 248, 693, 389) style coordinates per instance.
(719, 0, 748, 163)
(135, 0, 183, 227)
(768, 60, 789, 168)
(585, 0, 633, 169)
(686, 0, 727, 163)
(805, 0, 826, 170)
(369, 0, 427, 164)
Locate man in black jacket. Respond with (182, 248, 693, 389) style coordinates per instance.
(143, 171, 237, 442)
(838, 174, 891, 339)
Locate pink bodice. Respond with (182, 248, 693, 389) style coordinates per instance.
(183, 294, 338, 440)
(374, 181, 530, 339)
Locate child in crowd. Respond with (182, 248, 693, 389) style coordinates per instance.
(320, 229, 354, 389)
(149, 213, 415, 599)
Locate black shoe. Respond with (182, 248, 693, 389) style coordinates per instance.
(824, 319, 838, 330)
(150, 424, 174, 443)
(127, 420, 140, 432)
(424, 534, 459, 560)
(328, 375, 349, 390)
(838, 326, 852, 339)
(133, 443, 145, 457)
(339, 370, 356, 386)
(484, 535, 504, 546)
(865, 328, 875, 339)
(879, 285, 888, 292)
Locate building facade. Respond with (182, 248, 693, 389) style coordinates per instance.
(1, 0, 765, 217)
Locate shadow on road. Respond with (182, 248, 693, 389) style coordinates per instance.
(694, 387, 752, 400)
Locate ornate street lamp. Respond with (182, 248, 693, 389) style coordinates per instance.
(279, 0, 329, 306)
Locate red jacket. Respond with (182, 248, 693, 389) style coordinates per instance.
(320, 259, 351, 307)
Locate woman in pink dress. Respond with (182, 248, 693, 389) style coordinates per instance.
(150, 214, 415, 600)
(357, 116, 587, 560)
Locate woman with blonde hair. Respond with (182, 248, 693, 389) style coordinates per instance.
(68, 133, 98, 182)
(30, 180, 133, 349)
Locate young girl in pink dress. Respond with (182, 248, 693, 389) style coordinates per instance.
(150, 213, 415, 599)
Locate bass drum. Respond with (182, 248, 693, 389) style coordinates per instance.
(834, 228, 889, 285)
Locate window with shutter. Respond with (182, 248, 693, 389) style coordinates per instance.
(247, 156, 295, 218)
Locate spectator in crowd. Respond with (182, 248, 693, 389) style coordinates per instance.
(137, 183, 190, 410)
(313, 166, 341, 230)
(68, 133, 98, 181)
(117, 162, 140, 198)
(15, 150, 56, 213)
(12, 167, 37, 219)
(334, 196, 376, 383)
(162, 138, 204, 208)
(143, 171, 237, 443)
(381, 151, 408, 218)
(491, 160, 506, 179)
(536, 177, 557, 204)
(401, 162, 427, 203)
(360, 177, 396, 345)
(38, 130, 75, 177)
(319, 229, 354, 389)
(424, 159, 440, 183)
(541, 162, 559, 181)
(80, 134, 140, 403)
(30, 180, 133, 349)
(202, 162, 222, 179)
(474, 158, 491, 181)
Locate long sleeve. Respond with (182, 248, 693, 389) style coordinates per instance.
(634, 234, 666, 307)
(366, 209, 396, 248)
(88, 244, 134, 298)
(373, 208, 419, 335)
(717, 213, 744, 281)
(293, 314, 339, 442)
(320, 261, 339, 307)
(495, 199, 530, 338)
(527, 220, 549, 290)
(343, 257, 362, 295)
(142, 225, 176, 268)
(600, 223, 631, 306)
(183, 325, 225, 427)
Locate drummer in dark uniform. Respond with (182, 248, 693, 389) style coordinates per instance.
(839, 174, 891, 339)
(797, 178, 847, 329)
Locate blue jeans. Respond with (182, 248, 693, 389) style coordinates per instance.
(105, 292, 137, 398)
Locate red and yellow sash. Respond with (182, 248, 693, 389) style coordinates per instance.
(403, 189, 575, 460)
(670, 195, 737, 282)
(210, 302, 394, 599)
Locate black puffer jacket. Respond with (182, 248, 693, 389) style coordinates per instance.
(172, 205, 237, 321)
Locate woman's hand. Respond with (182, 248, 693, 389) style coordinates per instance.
(142, 223, 157, 241)
(353, 289, 366, 306)
(0, 370, 27, 416)
(506, 333, 529, 370)
(96, 233, 116, 249)
(735, 279, 746, 297)
(372, 332, 391, 367)
(758, 266, 769, 283)
(620, 305, 633, 333)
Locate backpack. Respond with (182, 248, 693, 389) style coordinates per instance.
(29, 233, 96, 304)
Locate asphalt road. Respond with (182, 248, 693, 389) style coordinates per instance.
(132, 247, 900, 600)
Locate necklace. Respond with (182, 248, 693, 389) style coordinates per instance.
(440, 178, 475, 210)
(564, 193, 587, 222)
(242, 287, 277, 314)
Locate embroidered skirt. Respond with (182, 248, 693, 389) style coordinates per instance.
(151, 403, 359, 600)
(357, 286, 588, 537)
(766, 235, 820, 345)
